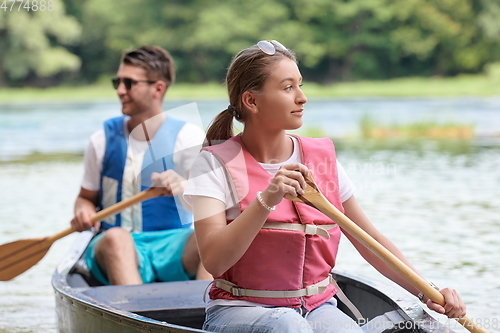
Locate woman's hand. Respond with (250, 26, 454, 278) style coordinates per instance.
(261, 163, 311, 207)
(423, 288, 467, 318)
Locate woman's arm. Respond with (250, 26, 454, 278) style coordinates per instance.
(192, 163, 310, 277)
(342, 195, 466, 318)
(192, 195, 271, 277)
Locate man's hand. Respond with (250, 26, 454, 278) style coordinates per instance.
(71, 188, 100, 232)
(71, 207, 99, 232)
(151, 170, 187, 197)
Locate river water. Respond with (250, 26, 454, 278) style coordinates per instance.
(0, 98, 499, 332)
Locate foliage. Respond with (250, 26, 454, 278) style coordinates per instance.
(0, 0, 81, 85)
(359, 113, 475, 139)
(0, 152, 83, 164)
(1, 0, 499, 86)
(1, 74, 498, 103)
(335, 137, 478, 156)
(485, 62, 500, 81)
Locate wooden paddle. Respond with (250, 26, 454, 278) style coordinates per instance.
(0, 186, 164, 281)
(285, 176, 489, 333)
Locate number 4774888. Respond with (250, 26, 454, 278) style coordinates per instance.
(1, 0, 54, 11)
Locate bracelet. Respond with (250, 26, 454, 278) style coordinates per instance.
(256, 191, 276, 212)
(417, 282, 439, 303)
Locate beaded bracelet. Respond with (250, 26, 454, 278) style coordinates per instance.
(256, 191, 276, 212)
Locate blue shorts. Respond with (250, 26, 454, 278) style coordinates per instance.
(84, 228, 194, 285)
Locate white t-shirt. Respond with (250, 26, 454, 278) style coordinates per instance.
(81, 117, 206, 192)
(184, 136, 355, 218)
(184, 136, 355, 308)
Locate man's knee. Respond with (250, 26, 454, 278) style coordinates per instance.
(96, 228, 134, 254)
(182, 233, 199, 257)
(181, 233, 201, 273)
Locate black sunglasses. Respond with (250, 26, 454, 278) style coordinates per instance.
(111, 77, 157, 90)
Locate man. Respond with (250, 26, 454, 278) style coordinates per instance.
(71, 46, 210, 285)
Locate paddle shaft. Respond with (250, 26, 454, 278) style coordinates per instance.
(46, 186, 164, 243)
(0, 186, 165, 281)
(305, 193, 489, 333)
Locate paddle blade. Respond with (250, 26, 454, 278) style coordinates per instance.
(0, 237, 53, 281)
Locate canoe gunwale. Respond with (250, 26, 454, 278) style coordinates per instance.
(53, 230, 207, 332)
(52, 231, 453, 333)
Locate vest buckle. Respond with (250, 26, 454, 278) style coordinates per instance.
(305, 285, 320, 296)
(230, 286, 243, 297)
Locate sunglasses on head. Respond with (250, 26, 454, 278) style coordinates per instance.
(111, 77, 157, 90)
(257, 40, 288, 55)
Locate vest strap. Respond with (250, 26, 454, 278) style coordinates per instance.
(214, 275, 364, 321)
(330, 278, 364, 321)
(261, 222, 337, 239)
(215, 275, 332, 298)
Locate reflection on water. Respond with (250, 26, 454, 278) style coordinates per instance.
(1, 147, 499, 332)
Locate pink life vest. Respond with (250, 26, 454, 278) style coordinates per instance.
(204, 135, 344, 311)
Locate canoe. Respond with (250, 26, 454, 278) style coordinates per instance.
(53, 231, 454, 333)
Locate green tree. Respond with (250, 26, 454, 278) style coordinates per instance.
(7, 0, 500, 85)
(477, 0, 500, 64)
(0, 0, 81, 86)
(278, 0, 493, 80)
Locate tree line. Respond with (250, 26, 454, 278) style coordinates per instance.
(1, 0, 499, 87)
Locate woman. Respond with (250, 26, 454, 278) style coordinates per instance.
(184, 40, 466, 333)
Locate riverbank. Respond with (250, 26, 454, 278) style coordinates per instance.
(1, 75, 499, 103)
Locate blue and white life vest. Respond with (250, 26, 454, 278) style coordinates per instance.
(98, 116, 192, 232)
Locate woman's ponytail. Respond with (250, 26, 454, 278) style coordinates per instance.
(204, 106, 235, 147)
